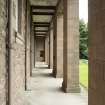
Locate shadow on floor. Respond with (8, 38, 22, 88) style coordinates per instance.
(25, 63, 88, 105)
(35, 67, 49, 69)
(47, 87, 63, 93)
(32, 71, 54, 78)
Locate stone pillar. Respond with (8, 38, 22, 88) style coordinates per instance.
(53, 15, 57, 76)
(45, 37, 47, 63)
(55, 14, 63, 78)
(34, 35, 36, 67)
(89, 0, 105, 105)
(47, 35, 50, 66)
(25, 0, 31, 90)
(31, 25, 35, 70)
(32, 34, 35, 68)
(62, 0, 80, 93)
(45, 35, 49, 65)
(50, 28, 53, 69)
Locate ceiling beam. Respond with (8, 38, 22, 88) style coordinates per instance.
(34, 22, 50, 25)
(35, 33, 47, 35)
(36, 35, 46, 37)
(35, 30, 48, 32)
(31, 5, 56, 10)
(32, 11, 54, 15)
(34, 24, 49, 27)
(34, 31, 46, 34)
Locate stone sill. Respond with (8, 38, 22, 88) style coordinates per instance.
(15, 31, 25, 45)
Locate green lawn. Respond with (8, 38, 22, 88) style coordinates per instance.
(79, 59, 88, 88)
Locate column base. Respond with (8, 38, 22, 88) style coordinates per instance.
(52, 66, 56, 77)
(25, 85, 32, 91)
(48, 64, 50, 68)
(25, 89, 31, 91)
(52, 70, 63, 78)
(55, 74, 63, 78)
(62, 82, 80, 93)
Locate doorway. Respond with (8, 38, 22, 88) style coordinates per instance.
(35, 37, 45, 62)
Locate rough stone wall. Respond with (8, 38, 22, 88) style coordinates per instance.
(0, 0, 7, 105)
(0, 0, 31, 104)
(89, 0, 105, 104)
(11, 44, 25, 105)
(9, 0, 27, 105)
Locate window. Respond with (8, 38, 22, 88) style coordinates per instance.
(18, 0, 22, 34)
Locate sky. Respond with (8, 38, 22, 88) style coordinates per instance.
(79, 0, 88, 23)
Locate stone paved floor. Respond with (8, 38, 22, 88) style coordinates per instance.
(25, 62, 88, 105)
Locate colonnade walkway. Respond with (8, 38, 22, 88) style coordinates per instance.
(25, 62, 88, 105)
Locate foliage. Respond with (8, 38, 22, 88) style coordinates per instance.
(79, 20, 88, 59)
(79, 59, 88, 88)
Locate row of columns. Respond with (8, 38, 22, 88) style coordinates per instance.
(44, 0, 80, 93)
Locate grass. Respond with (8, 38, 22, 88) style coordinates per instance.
(79, 59, 88, 88)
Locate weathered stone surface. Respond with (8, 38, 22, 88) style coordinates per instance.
(0, 0, 7, 105)
(89, 0, 105, 105)
(26, 0, 31, 90)
(56, 14, 63, 78)
(50, 29, 53, 69)
(11, 44, 25, 105)
(9, 0, 28, 105)
(45, 36, 50, 65)
(62, 0, 80, 93)
(53, 15, 57, 76)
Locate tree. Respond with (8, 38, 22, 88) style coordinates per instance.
(79, 20, 88, 59)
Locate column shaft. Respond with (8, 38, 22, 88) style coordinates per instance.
(62, 0, 80, 93)
(55, 15, 63, 78)
(45, 36, 50, 65)
(53, 15, 57, 76)
(50, 29, 53, 69)
(89, 0, 105, 105)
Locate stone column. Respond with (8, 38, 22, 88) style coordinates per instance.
(33, 34, 35, 68)
(30, 24, 34, 76)
(45, 37, 47, 63)
(53, 15, 57, 76)
(62, 0, 80, 93)
(50, 28, 53, 69)
(55, 14, 63, 78)
(48, 32, 50, 67)
(45, 35, 49, 65)
(34, 35, 36, 67)
(48, 35, 50, 66)
(89, 0, 105, 105)
(31, 26, 35, 69)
